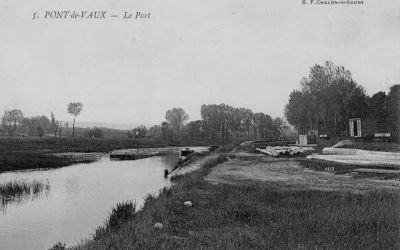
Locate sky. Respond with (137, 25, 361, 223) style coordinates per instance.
(1, 0, 399, 127)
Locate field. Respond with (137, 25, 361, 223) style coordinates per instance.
(69, 154, 400, 250)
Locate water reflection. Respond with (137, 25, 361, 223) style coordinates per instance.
(160, 150, 180, 171)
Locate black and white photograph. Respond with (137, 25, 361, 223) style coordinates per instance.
(0, 0, 399, 249)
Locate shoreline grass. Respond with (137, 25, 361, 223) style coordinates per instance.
(1, 179, 50, 208)
(0, 137, 168, 172)
(0, 137, 209, 172)
(66, 154, 400, 250)
(0, 152, 97, 172)
(0, 179, 50, 196)
(339, 141, 400, 152)
(0, 137, 168, 153)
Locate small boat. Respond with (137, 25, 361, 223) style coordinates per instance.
(164, 148, 196, 177)
(178, 148, 195, 165)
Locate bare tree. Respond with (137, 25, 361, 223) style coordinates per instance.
(67, 102, 83, 137)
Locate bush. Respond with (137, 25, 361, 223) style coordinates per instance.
(48, 242, 66, 250)
(107, 201, 136, 228)
(93, 201, 136, 240)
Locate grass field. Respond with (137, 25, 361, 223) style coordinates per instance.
(339, 141, 400, 152)
(69, 154, 400, 250)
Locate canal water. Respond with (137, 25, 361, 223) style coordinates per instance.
(0, 148, 193, 250)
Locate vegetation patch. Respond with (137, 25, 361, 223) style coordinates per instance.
(0, 137, 167, 153)
(0, 137, 168, 172)
(339, 141, 400, 152)
(301, 159, 400, 179)
(0, 152, 90, 172)
(1, 179, 50, 207)
(93, 201, 137, 240)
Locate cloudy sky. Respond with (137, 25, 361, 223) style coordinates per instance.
(1, 0, 399, 126)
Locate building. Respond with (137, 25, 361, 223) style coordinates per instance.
(348, 115, 398, 141)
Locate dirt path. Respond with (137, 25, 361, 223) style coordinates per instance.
(204, 153, 400, 193)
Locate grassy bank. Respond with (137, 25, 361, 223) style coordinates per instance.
(68, 154, 400, 250)
(339, 141, 400, 152)
(0, 152, 99, 172)
(0, 137, 169, 172)
(0, 137, 168, 153)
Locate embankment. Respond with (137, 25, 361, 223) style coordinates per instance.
(67, 152, 400, 250)
(0, 137, 168, 172)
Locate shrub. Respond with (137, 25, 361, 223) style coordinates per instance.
(107, 201, 136, 229)
(48, 242, 66, 250)
(83, 127, 104, 138)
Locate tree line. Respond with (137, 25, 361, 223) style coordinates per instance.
(132, 105, 295, 144)
(1, 102, 83, 137)
(285, 61, 399, 138)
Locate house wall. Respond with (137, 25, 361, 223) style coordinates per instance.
(361, 117, 376, 138)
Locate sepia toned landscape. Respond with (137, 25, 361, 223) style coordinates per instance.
(1, 1, 399, 250)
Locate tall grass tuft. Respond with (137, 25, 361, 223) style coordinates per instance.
(93, 201, 136, 240)
(0, 179, 50, 197)
(48, 242, 66, 250)
(0, 179, 50, 208)
(107, 201, 136, 228)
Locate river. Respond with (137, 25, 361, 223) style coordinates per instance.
(0, 147, 196, 250)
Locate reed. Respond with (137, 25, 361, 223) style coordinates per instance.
(0, 179, 50, 197)
(93, 201, 137, 240)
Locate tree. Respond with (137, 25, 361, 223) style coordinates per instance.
(67, 102, 83, 137)
(186, 120, 204, 141)
(2, 109, 24, 135)
(132, 125, 147, 138)
(285, 61, 368, 137)
(165, 107, 189, 142)
(387, 84, 400, 141)
(161, 121, 171, 141)
(36, 125, 44, 137)
(20, 115, 51, 136)
(253, 113, 274, 140)
(50, 112, 60, 137)
(148, 125, 163, 140)
(200, 103, 285, 142)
